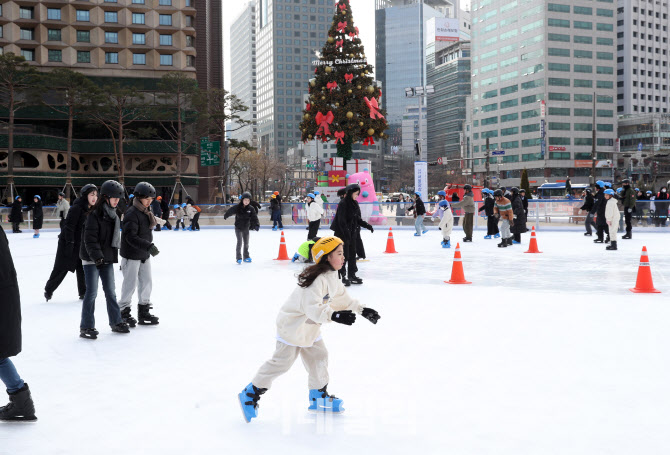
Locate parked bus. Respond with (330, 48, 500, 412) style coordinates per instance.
(537, 183, 591, 199)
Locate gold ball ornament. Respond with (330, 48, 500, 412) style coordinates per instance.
(346, 112, 354, 119)
(359, 122, 364, 126)
(321, 96, 326, 100)
(325, 66, 332, 73)
(327, 37, 334, 44)
(310, 80, 316, 87)
(357, 85, 362, 90)
(308, 135, 313, 139)
(304, 114, 310, 120)
(367, 129, 375, 136)
(367, 86, 375, 94)
(347, 89, 353, 94)
(321, 87, 326, 90)
(335, 102, 340, 107)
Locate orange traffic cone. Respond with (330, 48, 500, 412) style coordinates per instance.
(524, 226, 542, 254)
(384, 227, 398, 254)
(445, 243, 471, 285)
(274, 231, 290, 261)
(630, 246, 661, 293)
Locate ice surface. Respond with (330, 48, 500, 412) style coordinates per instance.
(2, 227, 670, 455)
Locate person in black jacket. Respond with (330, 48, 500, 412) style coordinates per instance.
(406, 191, 427, 236)
(44, 184, 98, 302)
(478, 189, 499, 238)
(654, 186, 669, 227)
(150, 196, 163, 232)
(519, 189, 529, 218)
(119, 182, 161, 327)
(159, 196, 172, 230)
(270, 192, 283, 230)
(510, 188, 527, 244)
(24, 195, 43, 238)
(224, 192, 260, 263)
(9, 196, 23, 233)
(79, 180, 131, 339)
(331, 184, 372, 286)
(592, 181, 610, 243)
(0, 228, 37, 421)
(580, 188, 595, 236)
(451, 192, 460, 226)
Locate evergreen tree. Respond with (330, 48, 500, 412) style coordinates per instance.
(520, 168, 532, 195)
(300, 0, 388, 160)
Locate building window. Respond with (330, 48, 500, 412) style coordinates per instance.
(186, 36, 194, 47)
(574, 50, 592, 59)
(574, 64, 593, 73)
(47, 29, 61, 41)
(574, 6, 593, 15)
(21, 49, 35, 61)
(574, 108, 593, 116)
(574, 79, 593, 88)
(105, 32, 119, 44)
(159, 0, 172, 5)
(132, 13, 145, 24)
(133, 53, 146, 65)
(105, 12, 118, 23)
(185, 16, 194, 27)
(187, 55, 195, 67)
(77, 30, 91, 42)
(549, 152, 571, 159)
(19, 7, 34, 19)
(159, 34, 173, 46)
(185, 0, 193, 6)
(548, 3, 570, 13)
(548, 63, 570, 72)
(573, 21, 593, 30)
(548, 107, 570, 116)
(549, 48, 570, 57)
(596, 23, 613, 31)
(548, 18, 570, 28)
(160, 54, 173, 66)
(548, 33, 570, 42)
(48, 49, 62, 62)
(548, 122, 571, 130)
(159, 14, 172, 26)
(20, 29, 34, 40)
(574, 94, 593, 102)
(0, 26, 2, 39)
(548, 93, 570, 101)
(77, 51, 91, 63)
(105, 52, 119, 64)
(76, 10, 90, 22)
(132, 0, 145, 4)
(47, 8, 61, 20)
(132, 33, 145, 45)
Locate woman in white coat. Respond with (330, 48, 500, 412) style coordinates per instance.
(305, 193, 324, 240)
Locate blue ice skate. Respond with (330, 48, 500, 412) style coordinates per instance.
(494, 233, 500, 238)
(236, 259, 242, 264)
(441, 240, 451, 248)
(238, 383, 267, 423)
(422, 229, 428, 234)
(291, 253, 299, 262)
(33, 233, 40, 239)
(445, 239, 451, 248)
(182, 227, 187, 231)
(308, 385, 344, 413)
(244, 258, 252, 263)
(187, 226, 192, 231)
(174, 228, 180, 232)
(272, 226, 278, 231)
(484, 235, 492, 239)
(513, 240, 520, 244)
(414, 233, 421, 237)
(162, 226, 168, 230)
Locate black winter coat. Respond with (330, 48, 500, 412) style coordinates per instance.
(80, 205, 120, 264)
(270, 198, 281, 213)
(511, 195, 528, 234)
(224, 203, 260, 230)
(479, 197, 495, 216)
(150, 200, 162, 218)
(580, 193, 594, 212)
(331, 197, 370, 242)
(54, 197, 89, 272)
(160, 200, 170, 217)
(9, 201, 23, 223)
(413, 198, 426, 216)
(0, 228, 22, 358)
(24, 200, 43, 229)
(591, 189, 605, 216)
(121, 204, 154, 261)
(250, 200, 261, 214)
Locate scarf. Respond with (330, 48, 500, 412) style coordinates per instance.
(103, 202, 121, 249)
(133, 197, 158, 229)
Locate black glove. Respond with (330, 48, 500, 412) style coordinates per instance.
(148, 244, 160, 257)
(361, 308, 381, 324)
(95, 258, 104, 269)
(368, 226, 374, 233)
(253, 226, 260, 232)
(331, 310, 356, 325)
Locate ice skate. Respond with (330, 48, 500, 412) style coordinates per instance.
(0, 384, 37, 422)
(348, 275, 363, 285)
(138, 304, 159, 325)
(237, 259, 242, 264)
(605, 236, 610, 244)
(484, 235, 492, 239)
(622, 232, 632, 239)
(244, 258, 252, 263)
(308, 385, 344, 413)
(593, 237, 604, 243)
(33, 234, 39, 239)
(272, 226, 278, 231)
(463, 237, 472, 242)
(493, 233, 500, 238)
(584, 232, 592, 236)
(497, 239, 507, 248)
(342, 277, 351, 287)
(238, 383, 266, 423)
(121, 307, 137, 328)
(606, 241, 618, 251)
(422, 229, 428, 234)
(79, 328, 99, 339)
(111, 322, 130, 333)
(414, 233, 421, 237)
(291, 253, 299, 262)
(513, 240, 520, 244)
(44, 291, 52, 302)
(506, 238, 514, 246)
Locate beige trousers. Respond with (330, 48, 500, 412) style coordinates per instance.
(252, 340, 329, 390)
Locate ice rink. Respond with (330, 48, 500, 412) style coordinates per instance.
(2, 226, 670, 455)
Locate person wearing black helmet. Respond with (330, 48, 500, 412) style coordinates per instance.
(331, 184, 371, 285)
(509, 187, 527, 244)
(56, 192, 70, 230)
(579, 188, 596, 236)
(592, 181, 610, 243)
(9, 196, 23, 233)
(224, 192, 260, 264)
(23, 195, 43, 239)
(79, 180, 131, 339)
(493, 189, 514, 247)
(620, 179, 636, 238)
(451, 184, 475, 242)
(118, 182, 163, 327)
(44, 184, 98, 302)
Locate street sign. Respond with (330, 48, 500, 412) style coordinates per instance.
(200, 138, 220, 167)
(492, 150, 505, 156)
(541, 139, 546, 157)
(540, 100, 546, 119)
(540, 119, 545, 138)
(437, 157, 443, 165)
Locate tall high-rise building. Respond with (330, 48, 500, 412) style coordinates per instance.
(469, 0, 618, 187)
(616, 1, 670, 116)
(255, 0, 335, 163)
(230, 2, 257, 147)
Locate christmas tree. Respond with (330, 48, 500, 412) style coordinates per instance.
(299, 0, 388, 161)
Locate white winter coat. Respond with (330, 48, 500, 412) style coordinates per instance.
(305, 201, 324, 222)
(276, 270, 364, 347)
(56, 198, 70, 219)
(184, 204, 197, 220)
(605, 197, 620, 225)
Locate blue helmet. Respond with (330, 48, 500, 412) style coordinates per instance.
(604, 189, 615, 195)
(635, 188, 640, 192)
(15, 195, 21, 201)
(181, 203, 187, 208)
(414, 191, 421, 197)
(481, 188, 490, 194)
(437, 190, 447, 197)
(34, 195, 41, 200)
(129, 194, 134, 199)
(307, 193, 315, 199)
(604, 182, 612, 187)
(646, 190, 652, 195)
(314, 191, 320, 196)
(174, 204, 180, 209)
(616, 187, 623, 193)
(438, 200, 449, 208)
(596, 180, 605, 188)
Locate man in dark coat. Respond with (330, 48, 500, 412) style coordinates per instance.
(9, 196, 23, 233)
(151, 197, 163, 232)
(580, 188, 595, 236)
(451, 192, 460, 226)
(510, 188, 527, 244)
(620, 179, 636, 238)
(0, 228, 37, 421)
(592, 181, 610, 243)
(519, 189, 529, 218)
(159, 197, 172, 230)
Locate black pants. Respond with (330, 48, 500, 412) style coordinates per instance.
(192, 212, 200, 230)
(339, 238, 358, 279)
(307, 220, 320, 240)
(486, 216, 499, 235)
(60, 218, 65, 229)
(45, 260, 86, 298)
(596, 223, 610, 240)
(513, 231, 521, 242)
(12, 222, 21, 232)
(235, 228, 250, 260)
(356, 231, 366, 259)
(624, 209, 633, 234)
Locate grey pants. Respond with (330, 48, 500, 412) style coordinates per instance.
(118, 257, 153, 310)
(500, 219, 511, 239)
(252, 340, 329, 390)
(585, 213, 595, 234)
(235, 228, 250, 260)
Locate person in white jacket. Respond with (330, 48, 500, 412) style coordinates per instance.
(604, 189, 620, 251)
(436, 199, 454, 248)
(184, 204, 197, 231)
(305, 193, 324, 240)
(238, 236, 381, 423)
(56, 192, 70, 229)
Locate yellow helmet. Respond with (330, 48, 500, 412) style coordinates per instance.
(311, 236, 344, 264)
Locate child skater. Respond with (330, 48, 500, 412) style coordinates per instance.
(173, 204, 186, 231)
(238, 236, 381, 422)
(436, 199, 454, 248)
(291, 237, 320, 263)
(478, 189, 500, 239)
(223, 192, 259, 264)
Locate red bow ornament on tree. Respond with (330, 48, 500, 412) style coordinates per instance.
(336, 39, 343, 49)
(327, 81, 338, 92)
(337, 22, 347, 33)
(334, 131, 345, 144)
(315, 111, 334, 137)
(364, 97, 385, 120)
(305, 103, 311, 111)
(363, 137, 376, 146)
(338, 3, 347, 11)
(344, 73, 354, 83)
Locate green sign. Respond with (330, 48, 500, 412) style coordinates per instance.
(200, 137, 220, 167)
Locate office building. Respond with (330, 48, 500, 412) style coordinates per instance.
(230, 2, 257, 147)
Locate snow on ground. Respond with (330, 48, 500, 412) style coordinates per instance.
(2, 226, 670, 455)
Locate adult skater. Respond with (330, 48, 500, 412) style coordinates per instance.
(305, 193, 323, 240)
(24, 195, 43, 238)
(407, 191, 427, 236)
(150, 196, 163, 232)
(185, 196, 202, 230)
(159, 196, 172, 230)
(620, 180, 636, 238)
(593, 181, 610, 244)
(9, 196, 23, 233)
(478, 189, 499, 239)
(451, 191, 460, 226)
(0, 227, 37, 422)
(493, 189, 514, 248)
(270, 192, 283, 231)
(519, 189, 529, 218)
(654, 186, 669, 227)
(238, 237, 380, 422)
(580, 188, 595, 236)
(44, 184, 98, 302)
(118, 182, 161, 328)
(79, 180, 131, 339)
(604, 189, 620, 251)
(452, 184, 475, 242)
(510, 187, 527, 244)
(223, 192, 260, 264)
(56, 192, 70, 230)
